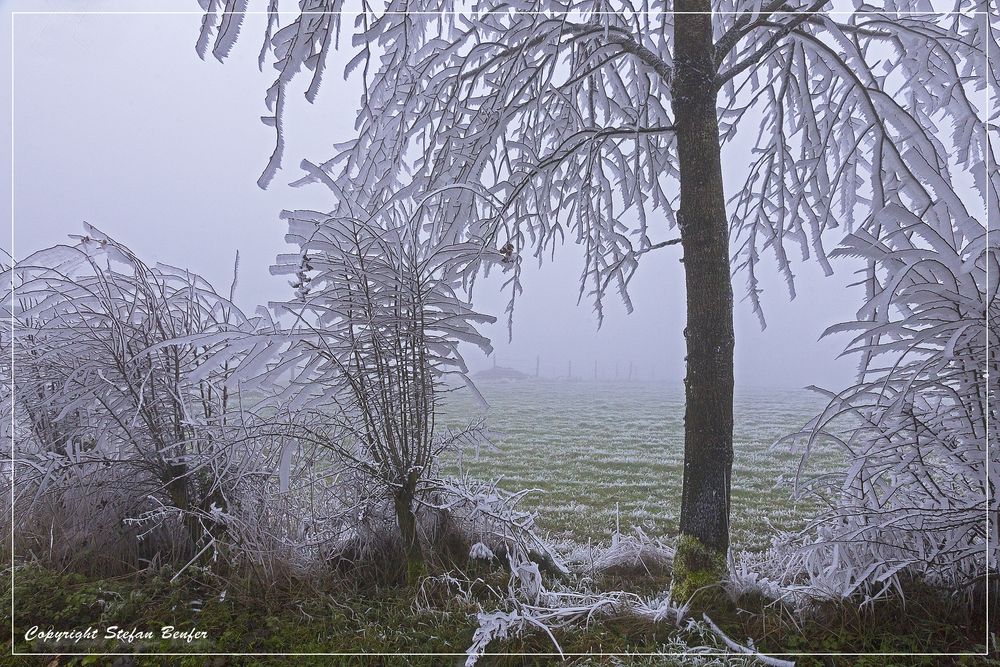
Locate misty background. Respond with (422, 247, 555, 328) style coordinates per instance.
(3, 4, 862, 390)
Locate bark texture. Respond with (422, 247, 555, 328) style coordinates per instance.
(393, 479, 426, 584)
(165, 463, 199, 557)
(672, 1, 735, 576)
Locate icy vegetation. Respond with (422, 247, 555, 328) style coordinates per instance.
(3, 226, 262, 570)
(754, 203, 997, 606)
(193, 0, 995, 614)
(3, 224, 549, 580)
(3, 224, 992, 659)
(4, 0, 997, 660)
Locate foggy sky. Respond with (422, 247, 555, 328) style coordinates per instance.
(3, 2, 864, 390)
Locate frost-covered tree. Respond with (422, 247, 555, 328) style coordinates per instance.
(2, 225, 260, 565)
(765, 203, 997, 603)
(197, 211, 496, 581)
(198, 1, 993, 594)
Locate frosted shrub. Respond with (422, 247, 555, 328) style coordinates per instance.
(2, 226, 265, 571)
(772, 206, 996, 605)
(173, 211, 508, 581)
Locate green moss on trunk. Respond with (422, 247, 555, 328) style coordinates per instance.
(405, 552, 427, 586)
(671, 533, 727, 605)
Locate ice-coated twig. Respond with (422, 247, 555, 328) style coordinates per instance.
(702, 613, 796, 667)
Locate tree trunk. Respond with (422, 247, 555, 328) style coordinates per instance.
(671, 1, 735, 602)
(165, 463, 202, 559)
(393, 482, 426, 585)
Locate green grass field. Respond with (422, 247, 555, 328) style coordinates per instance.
(440, 379, 842, 553)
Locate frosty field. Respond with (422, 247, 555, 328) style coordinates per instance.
(441, 380, 840, 554)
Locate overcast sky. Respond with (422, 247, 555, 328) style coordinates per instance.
(2, 2, 866, 389)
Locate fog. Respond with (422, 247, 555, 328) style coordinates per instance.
(3, 3, 862, 390)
